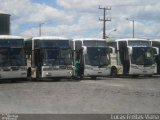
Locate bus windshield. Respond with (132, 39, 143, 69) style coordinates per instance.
(85, 47, 110, 66)
(0, 48, 9, 67)
(0, 48, 26, 66)
(42, 48, 72, 66)
(10, 48, 26, 66)
(131, 47, 155, 65)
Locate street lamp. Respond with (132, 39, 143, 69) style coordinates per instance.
(39, 23, 45, 36)
(126, 18, 135, 38)
(106, 28, 117, 38)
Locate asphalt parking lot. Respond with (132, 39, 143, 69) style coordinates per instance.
(0, 76, 160, 113)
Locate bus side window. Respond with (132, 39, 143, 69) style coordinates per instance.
(109, 47, 115, 54)
(152, 47, 159, 56)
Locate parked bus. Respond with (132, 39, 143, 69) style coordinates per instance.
(151, 39, 160, 74)
(0, 35, 27, 80)
(25, 36, 73, 80)
(72, 38, 111, 79)
(108, 38, 156, 76)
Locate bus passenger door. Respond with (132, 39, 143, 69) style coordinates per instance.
(34, 49, 42, 78)
(119, 41, 130, 74)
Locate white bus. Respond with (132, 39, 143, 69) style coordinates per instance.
(108, 38, 156, 76)
(151, 39, 160, 74)
(72, 38, 111, 79)
(25, 36, 73, 80)
(0, 35, 27, 80)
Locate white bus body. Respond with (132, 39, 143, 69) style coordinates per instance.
(108, 38, 156, 76)
(151, 39, 160, 74)
(25, 36, 73, 79)
(0, 35, 27, 79)
(73, 38, 111, 78)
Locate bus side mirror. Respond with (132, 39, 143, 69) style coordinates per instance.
(82, 46, 87, 55)
(109, 47, 115, 54)
(152, 47, 159, 56)
(128, 47, 132, 55)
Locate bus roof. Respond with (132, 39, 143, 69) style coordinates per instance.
(24, 37, 33, 41)
(73, 38, 105, 41)
(32, 36, 72, 41)
(115, 38, 148, 42)
(150, 39, 160, 42)
(0, 35, 23, 39)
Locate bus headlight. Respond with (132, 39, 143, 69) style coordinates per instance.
(131, 65, 138, 69)
(21, 67, 27, 71)
(151, 66, 155, 69)
(85, 67, 93, 70)
(46, 72, 52, 77)
(106, 66, 111, 70)
(67, 65, 73, 70)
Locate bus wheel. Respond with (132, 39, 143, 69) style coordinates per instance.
(91, 76, 97, 80)
(11, 79, 16, 83)
(27, 67, 31, 78)
(80, 75, 84, 79)
(111, 67, 117, 77)
(145, 75, 152, 77)
(31, 78, 37, 81)
(131, 75, 139, 78)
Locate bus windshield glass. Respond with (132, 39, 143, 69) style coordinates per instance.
(83, 40, 107, 47)
(0, 48, 9, 67)
(85, 47, 110, 66)
(0, 39, 25, 66)
(128, 40, 151, 47)
(131, 47, 155, 65)
(42, 48, 72, 66)
(10, 48, 26, 66)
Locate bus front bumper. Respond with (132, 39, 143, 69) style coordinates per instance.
(84, 68, 111, 77)
(130, 65, 156, 75)
(42, 70, 73, 78)
(0, 71, 27, 79)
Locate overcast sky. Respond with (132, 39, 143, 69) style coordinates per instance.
(0, 0, 160, 39)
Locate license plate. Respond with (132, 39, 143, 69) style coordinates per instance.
(98, 72, 102, 74)
(143, 71, 147, 73)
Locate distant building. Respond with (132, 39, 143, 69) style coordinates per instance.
(0, 12, 10, 35)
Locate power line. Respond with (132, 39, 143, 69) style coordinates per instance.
(107, 3, 156, 7)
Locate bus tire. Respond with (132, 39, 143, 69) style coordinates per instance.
(131, 75, 139, 78)
(146, 75, 152, 77)
(31, 78, 37, 81)
(11, 79, 16, 83)
(111, 67, 117, 77)
(91, 76, 97, 80)
(80, 75, 84, 79)
(27, 67, 31, 77)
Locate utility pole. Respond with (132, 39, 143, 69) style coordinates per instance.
(126, 18, 135, 38)
(99, 6, 111, 39)
(39, 23, 44, 36)
(133, 20, 135, 38)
